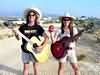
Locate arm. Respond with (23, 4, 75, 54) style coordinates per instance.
(50, 30, 61, 43)
(40, 32, 49, 47)
(50, 32, 55, 43)
(12, 29, 20, 40)
(14, 25, 24, 40)
(73, 27, 80, 42)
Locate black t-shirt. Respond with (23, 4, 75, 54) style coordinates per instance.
(19, 24, 44, 52)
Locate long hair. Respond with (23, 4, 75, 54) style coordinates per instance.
(61, 18, 73, 37)
(26, 10, 39, 25)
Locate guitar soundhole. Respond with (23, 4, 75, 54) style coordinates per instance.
(51, 42, 64, 59)
(33, 43, 38, 48)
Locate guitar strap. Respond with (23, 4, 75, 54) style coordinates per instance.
(70, 27, 73, 38)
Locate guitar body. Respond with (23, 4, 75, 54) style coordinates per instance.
(51, 35, 80, 60)
(26, 36, 50, 63)
(51, 41, 66, 59)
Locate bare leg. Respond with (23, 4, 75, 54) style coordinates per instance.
(70, 63, 81, 75)
(23, 63, 29, 75)
(33, 62, 39, 75)
(58, 62, 64, 75)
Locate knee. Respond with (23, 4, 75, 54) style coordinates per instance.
(72, 64, 80, 72)
(73, 66, 80, 72)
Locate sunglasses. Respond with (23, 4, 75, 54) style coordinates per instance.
(28, 14, 36, 17)
(63, 18, 71, 21)
(62, 17, 72, 21)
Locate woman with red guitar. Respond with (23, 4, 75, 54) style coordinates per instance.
(49, 14, 81, 75)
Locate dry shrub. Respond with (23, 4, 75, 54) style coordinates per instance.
(77, 54, 86, 61)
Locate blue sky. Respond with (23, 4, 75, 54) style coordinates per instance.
(0, 0, 100, 17)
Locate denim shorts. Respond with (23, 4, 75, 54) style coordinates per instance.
(21, 51, 37, 64)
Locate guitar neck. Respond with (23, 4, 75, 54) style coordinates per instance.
(7, 26, 33, 45)
(4, 24, 34, 45)
(70, 29, 84, 42)
(14, 29, 33, 45)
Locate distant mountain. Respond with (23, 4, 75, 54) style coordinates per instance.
(43, 13, 61, 17)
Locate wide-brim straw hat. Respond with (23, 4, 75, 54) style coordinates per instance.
(24, 7, 42, 20)
(61, 13, 74, 21)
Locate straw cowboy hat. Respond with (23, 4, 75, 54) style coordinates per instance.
(61, 13, 75, 21)
(24, 7, 42, 20)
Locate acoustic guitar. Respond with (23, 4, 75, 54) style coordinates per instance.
(4, 23, 50, 63)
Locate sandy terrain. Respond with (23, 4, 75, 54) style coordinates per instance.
(0, 25, 100, 75)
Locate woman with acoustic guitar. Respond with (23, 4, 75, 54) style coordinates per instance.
(13, 7, 49, 75)
(49, 14, 81, 75)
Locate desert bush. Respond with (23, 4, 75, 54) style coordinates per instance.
(0, 34, 14, 40)
(42, 20, 53, 24)
(77, 54, 86, 61)
(94, 28, 100, 42)
(0, 23, 5, 29)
